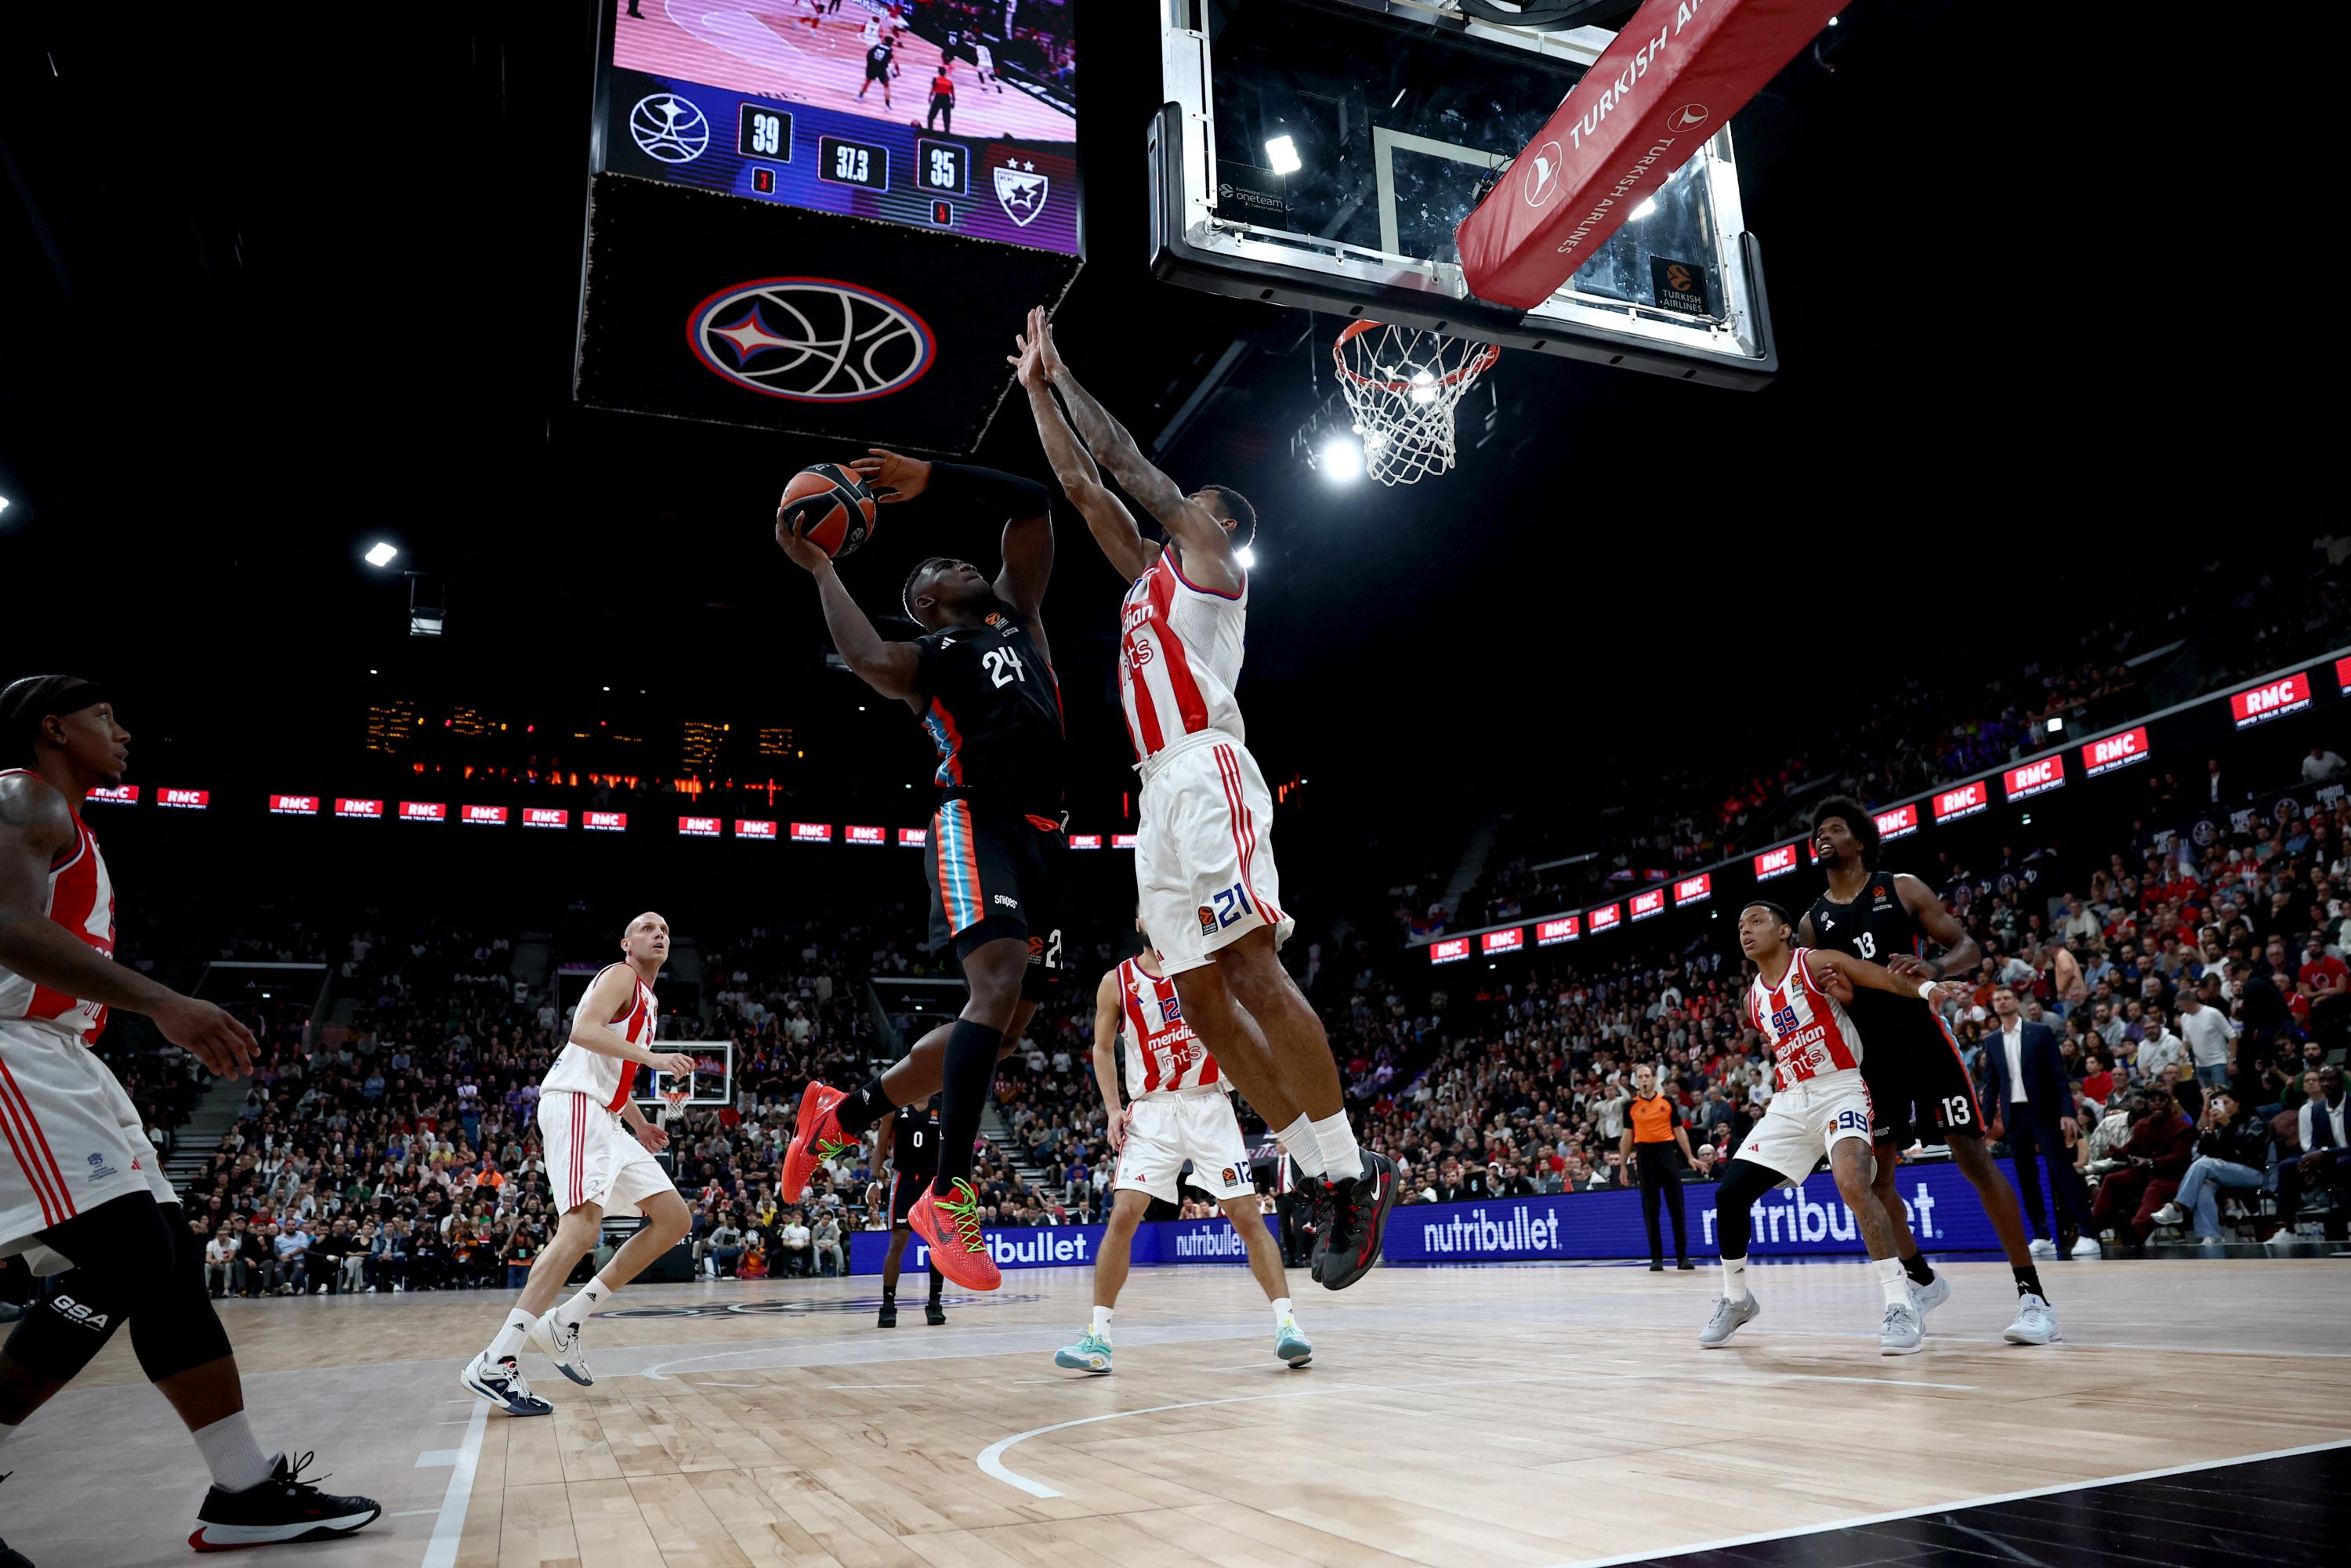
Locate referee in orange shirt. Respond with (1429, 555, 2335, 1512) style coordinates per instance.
(1617, 1065, 1697, 1271)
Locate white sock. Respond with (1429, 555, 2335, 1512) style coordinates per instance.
(1276, 1116, 1327, 1179)
(488, 1307, 534, 1362)
(1720, 1255, 1749, 1302)
(1091, 1305, 1113, 1338)
(191, 1411, 276, 1492)
(1271, 1296, 1295, 1329)
(559, 1274, 613, 1324)
(1875, 1255, 1911, 1309)
(1310, 1110, 1364, 1182)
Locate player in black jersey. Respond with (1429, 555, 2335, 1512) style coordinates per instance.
(1800, 798, 2063, 1345)
(773, 450, 1064, 1294)
(856, 38, 894, 107)
(872, 1098, 944, 1327)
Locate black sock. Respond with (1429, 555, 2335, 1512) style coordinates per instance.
(929, 1264, 943, 1302)
(833, 1075, 897, 1139)
(933, 1018, 1004, 1197)
(882, 1284, 897, 1303)
(1902, 1252, 1935, 1287)
(2014, 1265, 2045, 1299)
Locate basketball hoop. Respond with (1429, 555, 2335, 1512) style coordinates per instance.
(660, 1084, 691, 1128)
(1331, 320, 1499, 487)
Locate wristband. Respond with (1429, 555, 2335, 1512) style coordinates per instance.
(1916, 981, 1939, 1001)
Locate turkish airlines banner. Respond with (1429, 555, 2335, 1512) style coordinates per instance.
(1875, 803, 1920, 842)
(85, 785, 139, 804)
(1932, 780, 1989, 824)
(2081, 726, 2150, 778)
(267, 795, 319, 817)
(1429, 937, 1472, 965)
(2003, 755, 2066, 802)
(156, 788, 209, 810)
(1536, 916, 1581, 946)
(1481, 927, 1525, 955)
(2230, 671, 2312, 728)
(1752, 843, 1799, 882)
(1455, 0, 1844, 309)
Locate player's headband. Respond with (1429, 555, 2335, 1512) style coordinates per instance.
(31, 680, 110, 720)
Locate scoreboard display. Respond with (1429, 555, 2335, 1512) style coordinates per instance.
(596, 0, 1078, 257)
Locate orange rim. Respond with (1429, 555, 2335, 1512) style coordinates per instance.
(1331, 319, 1499, 393)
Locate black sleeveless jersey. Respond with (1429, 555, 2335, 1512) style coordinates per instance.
(1806, 875, 1936, 1057)
(890, 1104, 940, 1177)
(911, 599, 1064, 813)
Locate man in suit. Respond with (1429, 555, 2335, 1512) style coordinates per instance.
(2280, 1066, 2350, 1237)
(1983, 984, 2098, 1256)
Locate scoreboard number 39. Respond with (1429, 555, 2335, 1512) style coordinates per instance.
(737, 103, 793, 161)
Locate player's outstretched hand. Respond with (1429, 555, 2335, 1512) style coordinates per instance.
(1009, 324, 1045, 388)
(774, 502, 832, 572)
(656, 1052, 699, 1077)
(154, 994, 259, 1080)
(1027, 305, 1065, 376)
(849, 447, 930, 503)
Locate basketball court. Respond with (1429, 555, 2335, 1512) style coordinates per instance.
(20, 1257, 2346, 1566)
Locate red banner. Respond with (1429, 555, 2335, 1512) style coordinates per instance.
(2002, 755, 2066, 802)
(2081, 726, 2150, 778)
(1630, 888, 1666, 922)
(399, 801, 446, 823)
(1456, 0, 1843, 309)
(156, 788, 209, 810)
(2338, 655, 2351, 696)
(335, 798, 383, 819)
(1113, 833, 1138, 849)
(267, 794, 319, 816)
(85, 785, 139, 804)
(736, 819, 779, 839)
(583, 811, 628, 832)
(1536, 915, 1581, 946)
(1429, 937, 1472, 965)
(1752, 843, 1799, 881)
(1480, 927, 1525, 955)
(1932, 780, 1989, 823)
(898, 827, 928, 847)
(2230, 671, 2312, 728)
(1070, 834, 1103, 849)
(844, 824, 886, 845)
(791, 821, 831, 842)
(523, 808, 570, 828)
(678, 816, 721, 837)
(1875, 803, 1920, 842)
(462, 805, 509, 826)
(1673, 872, 1712, 906)
(1590, 903, 1622, 932)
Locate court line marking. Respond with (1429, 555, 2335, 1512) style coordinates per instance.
(420, 1398, 489, 1568)
(1535, 1437, 2351, 1568)
(975, 1369, 1976, 1499)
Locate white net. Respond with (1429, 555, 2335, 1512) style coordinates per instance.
(660, 1086, 691, 1128)
(1332, 322, 1499, 486)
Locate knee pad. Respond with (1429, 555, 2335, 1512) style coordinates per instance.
(2, 1193, 172, 1383)
(126, 1204, 232, 1380)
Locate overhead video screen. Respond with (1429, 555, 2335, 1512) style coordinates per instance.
(600, 0, 1078, 256)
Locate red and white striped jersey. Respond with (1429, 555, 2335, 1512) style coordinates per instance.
(0, 771, 116, 1044)
(1118, 551, 1248, 765)
(1746, 949, 1863, 1092)
(1118, 955, 1226, 1097)
(542, 963, 657, 1111)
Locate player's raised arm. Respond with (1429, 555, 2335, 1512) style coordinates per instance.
(1884, 873, 1981, 980)
(774, 509, 922, 702)
(851, 444, 1055, 622)
(1035, 312, 1242, 594)
(1011, 306, 1154, 582)
(1805, 947, 1960, 1008)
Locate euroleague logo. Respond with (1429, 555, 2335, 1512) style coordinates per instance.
(688, 277, 935, 402)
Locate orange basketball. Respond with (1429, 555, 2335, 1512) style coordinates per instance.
(780, 463, 879, 559)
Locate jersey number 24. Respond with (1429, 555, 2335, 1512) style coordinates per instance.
(982, 647, 1027, 688)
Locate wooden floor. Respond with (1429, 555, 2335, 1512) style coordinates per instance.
(16, 1255, 2349, 1567)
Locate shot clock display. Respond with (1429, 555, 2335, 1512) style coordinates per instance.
(596, 0, 1077, 255)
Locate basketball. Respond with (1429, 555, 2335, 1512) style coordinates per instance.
(781, 463, 879, 559)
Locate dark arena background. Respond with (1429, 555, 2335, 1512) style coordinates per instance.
(0, 4, 2342, 1566)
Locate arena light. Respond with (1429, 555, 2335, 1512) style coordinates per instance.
(364, 541, 399, 568)
(0, 494, 12, 516)
(1317, 433, 1364, 482)
(2046, 715, 2065, 733)
(1630, 197, 1658, 221)
(1237, 545, 1257, 570)
(1266, 134, 1302, 176)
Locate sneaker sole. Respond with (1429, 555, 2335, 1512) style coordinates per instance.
(1880, 1339, 1925, 1356)
(189, 1508, 383, 1550)
(2002, 1327, 2060, 1345)
(1316, 1153, 1400, 1291)
(1279, 1345, 1313, 1367)
(1054, 1353, 1111, 1373)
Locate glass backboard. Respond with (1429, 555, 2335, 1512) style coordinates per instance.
(1152, 0, 1774, 386)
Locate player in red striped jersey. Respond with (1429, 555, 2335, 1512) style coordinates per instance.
(0, 676, 380, 1559)
(1701, 901, 1963, 1356)
(1011, 308, 1398, 1292)
(1053, 923, 1310, 1374)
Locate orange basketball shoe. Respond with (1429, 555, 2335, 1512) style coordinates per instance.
(780, 1081, 849, 1203)
(908, 1179, 1001, 1291)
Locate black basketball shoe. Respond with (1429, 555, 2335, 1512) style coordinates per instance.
(878, 1300, 899, 1327)
(188, 1452, 382, 1552)
(924, 1299, 946, 1326)
(1313, 1151, 1398, 1291)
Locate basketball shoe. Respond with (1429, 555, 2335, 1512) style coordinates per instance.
(877, 1300, 899, 1327)
(1276, 1314, 1313, 1367)
(188, 1452, 382, 1551)
(462, 1351, 553, 1417)
(531, 1306, 593, 1386)
(925, 1298, 946, 1325)
(781, 1081, 851, 1202)
(907, 1179, 1000, 1290)
(1312, 1150, 1398, 1290)
(1698, 1293, 1759, 1347)
(1054, 1328, 1112, 1374)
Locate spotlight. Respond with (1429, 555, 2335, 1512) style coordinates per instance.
(1237, 545, 1257, 570)
(2046, 716, 2064, 733)
(1630, 197, 1658, 221)
(0, 494, 12, 516)
(1266, 134, 1302, 176)
(364, 541, 399, 568)
(1408, 368, 1439, 407)
(1317, 433, 1363, 482)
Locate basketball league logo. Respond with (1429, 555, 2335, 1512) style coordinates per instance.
(629, 92, 710, 165)
(688, 277, 935, 402)
(993, 162, 1049, 226)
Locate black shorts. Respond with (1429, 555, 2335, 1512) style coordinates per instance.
(886, 1168, 935, 1225)
(1861, 1010, 1987, 1145)
(923, 798, 1066, 999)
(865, 62, 890, 81)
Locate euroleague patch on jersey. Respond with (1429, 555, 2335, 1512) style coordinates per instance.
(1198, 904, 1218, 937)
(1222, 1165, 1244, 1186)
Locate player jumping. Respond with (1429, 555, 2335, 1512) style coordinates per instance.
(872, 1095, 945, 1327)
(773, 447, 1065, 1293)
(1701, 900, 1963, 1356)
(1055, 921, 1310, 1374)
(1802, 798, 2064, 1346)
(1013, 307, 1398, 1291)
(462, 913, 697, 1415)
(0, 676, 380, 1558)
